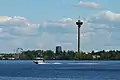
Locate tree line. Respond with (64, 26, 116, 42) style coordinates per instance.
(0, 50, 120, 60)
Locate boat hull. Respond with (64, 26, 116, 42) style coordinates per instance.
(33, 60, 45, 64)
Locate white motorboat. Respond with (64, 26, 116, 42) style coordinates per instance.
(33, 57, 45, 64)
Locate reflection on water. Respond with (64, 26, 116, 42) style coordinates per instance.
(0, 60, 120, 80)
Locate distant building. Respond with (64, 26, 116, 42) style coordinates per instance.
(92, 55, 100, 59)
(8, 57, 15, 60)
(56, 46, 62, 53)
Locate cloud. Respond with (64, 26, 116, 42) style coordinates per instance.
(88, 10, 120, 32)
(75, 1, 101, 9)
(0, 16, 40, 37)
(0, 16, 12, 22)
(89, 11, 120, 24)
(97, 11, 120, 21)
(43, 18, 76, 27)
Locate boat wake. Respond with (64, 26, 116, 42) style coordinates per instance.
(37, 62, 99, 65)
(37, 63, 62, 64)
(0, 76, 81, 80)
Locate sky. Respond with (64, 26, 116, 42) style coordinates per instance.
(0, 0, 120, 52)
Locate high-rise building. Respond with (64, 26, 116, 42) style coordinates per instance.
(56, 46, 62, 53)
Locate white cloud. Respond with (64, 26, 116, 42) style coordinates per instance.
(97, 11, 120, 21)
(0, 16, 12, 22)
(75, 1, 101, 8)
(43, 18, 76, 27)
(0, 16, 40, 37)
(89, 11, 120, 24)
(88, 10, 120, 31)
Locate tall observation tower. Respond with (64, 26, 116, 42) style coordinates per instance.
(76, 17, 83, 53)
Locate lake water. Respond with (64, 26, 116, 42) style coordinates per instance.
(0, 60, 120, 80)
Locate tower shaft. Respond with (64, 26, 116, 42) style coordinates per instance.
(78, 26, 80, 53)
(76, 18, 83, 53)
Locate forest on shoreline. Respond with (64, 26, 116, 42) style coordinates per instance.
(0, 50, 120, 60)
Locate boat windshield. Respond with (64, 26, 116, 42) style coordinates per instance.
(36, 57, 44, 60)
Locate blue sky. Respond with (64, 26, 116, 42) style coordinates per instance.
(0, 0, 120, 52)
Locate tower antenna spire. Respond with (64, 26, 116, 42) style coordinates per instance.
(79, 16, 80, 19)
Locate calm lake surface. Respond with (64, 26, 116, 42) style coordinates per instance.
(0, 60, 120, 80)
